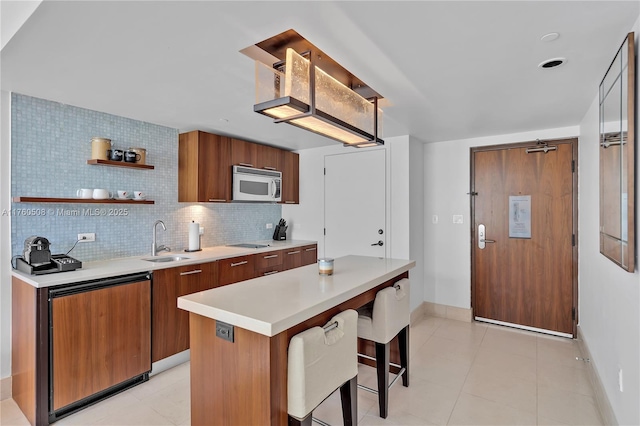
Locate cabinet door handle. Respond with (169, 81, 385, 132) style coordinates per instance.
(239, 163, 254, 168)
(230, 261, 248, 267)
(285, 201, 296, 204)
(263, 166, 276, 171)
(263, 254, 279, 259)
(305, 247, 317, 252)
(287, 250, 301, 255)
(263, 271, 279, 276)
(180, 269, 202, 276)
(208, 199, 227, 202)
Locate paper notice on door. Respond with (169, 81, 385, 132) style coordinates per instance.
(509, 195, 531, 238)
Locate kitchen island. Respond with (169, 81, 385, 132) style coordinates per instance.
(178, 255, 415, 426)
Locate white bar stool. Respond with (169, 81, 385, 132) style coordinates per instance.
(357, 278, 410, 418)
(288, 309, 358, 426)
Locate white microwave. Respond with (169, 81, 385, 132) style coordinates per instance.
(232, 165, 282, 202)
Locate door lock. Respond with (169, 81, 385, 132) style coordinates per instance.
(371, 240, 384, 246)
(478, 224, 496, 249)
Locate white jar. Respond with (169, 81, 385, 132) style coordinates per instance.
(318, 258, 334, 275)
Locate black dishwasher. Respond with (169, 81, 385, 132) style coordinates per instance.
(48, 272, 151, 423)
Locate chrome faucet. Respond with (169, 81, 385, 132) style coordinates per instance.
(152, 220, 170, 256)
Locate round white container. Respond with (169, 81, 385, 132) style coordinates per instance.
(318, 258, 334, 275)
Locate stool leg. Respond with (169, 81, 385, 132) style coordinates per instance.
(288, 414, 312, 426)
(398, 325, 410, 387)
(340, 376, 358, 426)
(375, 342, 390, 418)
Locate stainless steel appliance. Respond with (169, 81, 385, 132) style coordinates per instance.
(232, 165, 281, 202)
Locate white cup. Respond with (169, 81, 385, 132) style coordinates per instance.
(93, 189, 112, 200)
(117, 190, 129, 199)
(77, 188, 93, 199)
(134, 191, 145, 200)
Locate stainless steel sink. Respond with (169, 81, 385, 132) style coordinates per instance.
(143, 256, 191, 263)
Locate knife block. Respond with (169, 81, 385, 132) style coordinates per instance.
(272, 225, 287, 241)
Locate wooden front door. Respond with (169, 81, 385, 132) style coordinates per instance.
(471, 139, 578, 336)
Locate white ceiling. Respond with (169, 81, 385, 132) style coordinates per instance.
(1, 1, 638, 150)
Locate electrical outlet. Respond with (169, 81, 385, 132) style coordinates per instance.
(453, 215, 464, 224)
(78, 233, 95, 242)
(199, 226, 205, 236)
(266, 223, 273, 229)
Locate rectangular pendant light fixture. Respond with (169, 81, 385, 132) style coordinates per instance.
(253, 42, 384, 147)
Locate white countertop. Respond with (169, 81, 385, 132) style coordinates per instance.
(177, 255, 415, 337)
(11, 240, 316, 288)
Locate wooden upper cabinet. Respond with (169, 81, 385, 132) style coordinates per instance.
(231, 138, 282, 171)
(179, 131, 231, 202)
(230, 138, 257, 168)
(256, 144, 282, 171)
(281, 150, 300, 204)
(180, 131, 299, 203)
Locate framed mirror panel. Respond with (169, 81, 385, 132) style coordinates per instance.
(600, 32, 635, 272)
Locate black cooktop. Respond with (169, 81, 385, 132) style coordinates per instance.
(227, 243, 270, 249)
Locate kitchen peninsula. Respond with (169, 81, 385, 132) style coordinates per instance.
(178, 255, 415, 426)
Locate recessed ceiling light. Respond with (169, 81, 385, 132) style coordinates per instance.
(538, 57, 566, 69)
(541, 32, 560, 42)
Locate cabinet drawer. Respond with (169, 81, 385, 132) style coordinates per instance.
(255, 250, 284, 270)
(256, 265, 283, 277)
(283, 248, 303, 270)
(218, 255, 257, 286)
(301, 244, 318, 266)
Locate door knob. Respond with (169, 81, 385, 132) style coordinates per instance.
(371, 240, 384, 246)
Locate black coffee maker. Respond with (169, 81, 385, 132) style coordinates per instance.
(23, 236, 52, 266)
(15, 236, 82, 275)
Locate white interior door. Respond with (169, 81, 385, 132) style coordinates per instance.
(324, 149, 386, 258)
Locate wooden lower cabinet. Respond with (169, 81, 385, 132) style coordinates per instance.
(301, 244, 318, 266)
(283, 247, 303, 270)
(218, 254, 257, 286)
(152, 262, 218, 362)
(283, 244, 317, 270)
(51, 280, 151, 411)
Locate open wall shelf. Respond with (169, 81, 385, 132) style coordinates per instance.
(13, 197, 154, 204)
(87, 159, 155, 170)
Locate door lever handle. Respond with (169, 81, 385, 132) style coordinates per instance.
(478, 224, 496, 249)
(371, 240, 384, 246)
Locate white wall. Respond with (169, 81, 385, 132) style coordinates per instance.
(1, 90, 12, 381)
(577, 22, 640, 426)
(423, 125, 579, 309)
(283, 135, 425, 312)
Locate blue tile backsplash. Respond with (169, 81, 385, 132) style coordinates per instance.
(10, 93, 282, 261)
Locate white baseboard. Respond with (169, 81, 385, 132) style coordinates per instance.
(576, 327, 617, 425)
(151, 350, 190, 377)
(423, 301, 472, 322)
(410, 302, 427, 325)
(1, 376, 11, 401)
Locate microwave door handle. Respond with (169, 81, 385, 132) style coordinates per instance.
(271, 180, 276, 198)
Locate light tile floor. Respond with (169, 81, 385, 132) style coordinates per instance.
(1, 316, 603, 425)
